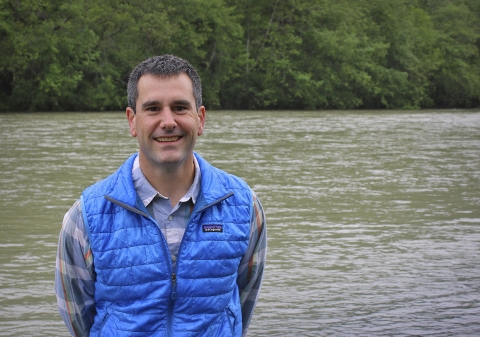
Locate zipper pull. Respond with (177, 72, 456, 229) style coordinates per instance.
(171, 273, 177, 300)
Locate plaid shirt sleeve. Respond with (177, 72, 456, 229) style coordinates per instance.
(237, 191, 268, 337)
(55, 200, 96, 337)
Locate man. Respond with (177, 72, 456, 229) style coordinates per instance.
(55, 55, 267, 337)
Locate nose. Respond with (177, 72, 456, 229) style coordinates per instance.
(160, 109, 177, 129)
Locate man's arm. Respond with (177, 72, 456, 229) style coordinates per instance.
(55, 200, 96, 337)
(237, 192, 267, 337)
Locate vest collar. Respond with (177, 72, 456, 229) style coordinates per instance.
(104, 152, 234, 215)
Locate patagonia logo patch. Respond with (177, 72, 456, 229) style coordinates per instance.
(203, 225, 223, 233)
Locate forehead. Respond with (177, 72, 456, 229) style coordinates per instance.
(136, 73, 194, 101)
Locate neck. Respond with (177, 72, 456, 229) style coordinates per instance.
(139, 154, 196, 206)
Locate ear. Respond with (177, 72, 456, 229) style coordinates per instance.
(197, 106, 206, 136)
(126, 107, 137, 137)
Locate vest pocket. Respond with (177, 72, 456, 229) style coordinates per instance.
(98, 309, 119, 337)
(226, 306, 236, 336)
(207, 306, 237, 337)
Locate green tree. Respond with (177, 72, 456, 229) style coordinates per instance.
(427, 1, 480, 108)
(1, 0, 479, 111)
(0, 0, 244, 111)
(223, 0, 443, 110)
(0, 0, 98, 111)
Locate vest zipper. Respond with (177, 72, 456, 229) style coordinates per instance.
(167, 285, 175, 337)
(167, 244, 181, 336)
(144, 213, 176, 336)
(171, 273, 177, 299)
(147, 213, 178, 337)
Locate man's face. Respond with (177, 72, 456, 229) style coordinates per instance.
(126, 73, 205, 173)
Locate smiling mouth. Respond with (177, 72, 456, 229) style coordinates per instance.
(154, 136, 181, 142)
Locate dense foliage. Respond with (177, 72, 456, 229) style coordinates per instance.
(1, 0, 479, 111)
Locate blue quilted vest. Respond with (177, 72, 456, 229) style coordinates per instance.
(81, 153, 252, 337)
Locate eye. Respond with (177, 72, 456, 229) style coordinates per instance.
(145, 106, 161, 114)
(172, 106, 188, 113)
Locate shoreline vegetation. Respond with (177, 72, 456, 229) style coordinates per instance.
(1, 0, 479, 112)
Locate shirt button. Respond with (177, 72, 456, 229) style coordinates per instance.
(172, 255, 177, 262)
(168, 215, 173, 221)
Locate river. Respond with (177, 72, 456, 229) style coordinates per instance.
(0, 110, 479, 336)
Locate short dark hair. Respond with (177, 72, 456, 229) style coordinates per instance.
(127, 55, 202, 112)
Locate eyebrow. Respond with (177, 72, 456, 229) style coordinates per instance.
(171, 99, 193, 107)
(141, 100, 162, 109)
(141, 99, 193, 109)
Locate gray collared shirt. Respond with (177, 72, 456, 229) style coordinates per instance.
(132, 155, 201, 267)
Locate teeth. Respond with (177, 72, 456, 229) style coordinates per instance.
(155, 136, 180, 142)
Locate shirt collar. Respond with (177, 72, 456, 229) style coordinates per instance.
(132, 155, 201, 207)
